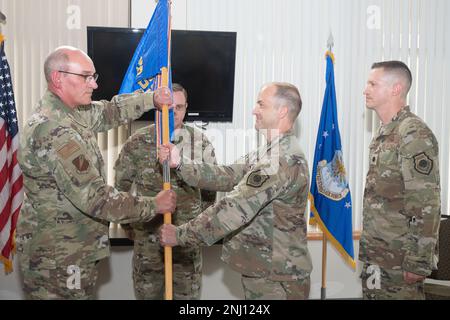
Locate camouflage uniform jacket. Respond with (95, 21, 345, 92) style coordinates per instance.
(17, 90, 159, 269)
(114, 124, 216, 242)
(175, 130, 313, 281)
(359, 106, 441, 276)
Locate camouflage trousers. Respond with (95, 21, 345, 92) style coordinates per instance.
(132, 241, 202, 300)
(360, 263, 425, 300)
(18, 253, 99, 300)
(241, 275, 310, 300)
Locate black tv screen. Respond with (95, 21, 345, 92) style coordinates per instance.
(87, 27, 236, 122)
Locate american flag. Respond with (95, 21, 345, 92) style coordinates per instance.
(0, 41, 23, 274)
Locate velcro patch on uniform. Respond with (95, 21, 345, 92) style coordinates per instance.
(246, 170, 270, 188)
(57, 140, 81, 160)
(413, 152, 433, 175)
(72, 155, 90, 173)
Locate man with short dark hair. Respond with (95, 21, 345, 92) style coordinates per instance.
(115, 83, 216, 300)
(359, 60, 441, 299)
(159, 82, 313, 300)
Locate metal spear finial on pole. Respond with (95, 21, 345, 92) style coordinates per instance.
(327, 30, 334, 52)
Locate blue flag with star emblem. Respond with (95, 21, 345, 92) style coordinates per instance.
(309, 52, 355, 268)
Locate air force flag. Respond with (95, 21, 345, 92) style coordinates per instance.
(309, 52, 355, 269)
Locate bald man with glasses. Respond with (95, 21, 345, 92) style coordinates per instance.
(16, 46, 177, 299)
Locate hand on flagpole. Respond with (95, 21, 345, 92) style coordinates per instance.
(155, 189, 177, 213)
(160, 224, 178, 247)
(153, 86, 173, 109)
(158, 143, 180, 168)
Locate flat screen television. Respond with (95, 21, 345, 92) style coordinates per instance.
(87, 27, 236, 122)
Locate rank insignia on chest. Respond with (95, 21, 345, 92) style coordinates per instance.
(413, 152, 433, 175)
(246, 170, 270, 188)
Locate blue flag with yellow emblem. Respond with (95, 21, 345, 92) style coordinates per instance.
(119, 0, 173, 141)
(309, 52, 355, 269)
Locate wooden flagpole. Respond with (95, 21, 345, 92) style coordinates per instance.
(162, 0, 173, 300)
(161, 67, 173, 300)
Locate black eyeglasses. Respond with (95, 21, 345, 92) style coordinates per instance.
(58, 70, 99, 83)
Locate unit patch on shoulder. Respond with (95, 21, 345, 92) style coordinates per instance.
(246, 170, 270, 188)
(72, 155, 90, 173)
(413, 152, 433, 175)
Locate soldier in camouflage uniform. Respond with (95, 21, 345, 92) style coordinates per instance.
(16, 46, 176, 299)
(114, 83, 216, 300)
(160, 82, 313, 300)
(359, 61, 441, 299)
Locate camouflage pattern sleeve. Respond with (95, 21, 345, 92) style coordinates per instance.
(79, 90, 155, 133)
(200, 135, 218, 210)
(177, 162, 247, 192)
(177, 150, 252, 192)
(175, 165, 289, 246)
(399, 119, 441, 276)
(49, 125, 158, 224)
(201, 133, 218, 166)
(114, 134, 139, 193)
(200, 189, 217, 212)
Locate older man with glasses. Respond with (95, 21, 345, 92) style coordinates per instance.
(16, 45, 177, 299)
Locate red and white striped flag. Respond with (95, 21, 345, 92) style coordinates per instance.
(0, 40, 23, 274)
